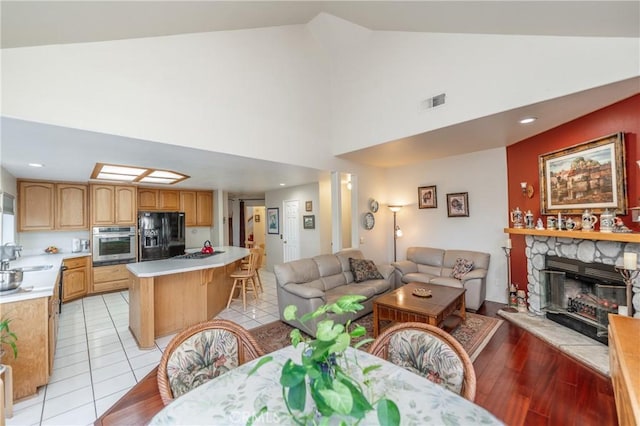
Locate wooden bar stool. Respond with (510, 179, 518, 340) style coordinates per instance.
(0, 364, 13, 423)
(226, 251, 260, 310)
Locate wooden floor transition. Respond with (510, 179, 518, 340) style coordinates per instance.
(96, 301, 618, 426)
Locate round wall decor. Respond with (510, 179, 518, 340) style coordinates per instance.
(369, 199, 379, 213)
(363, 212, 375, 230)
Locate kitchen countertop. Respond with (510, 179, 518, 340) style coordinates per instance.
(0, 252, 92, 304)
(127, 246, 250, 278)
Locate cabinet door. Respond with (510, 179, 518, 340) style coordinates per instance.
(138, 189, 159, 210)
(91, 184, 116, 225)
(159, 190, 180, 210)
(49, 275, 60, 373)
(62, 266, 88, 302)
(19, 181, 55, 231)
(115, 186, 137, 224)
(56, 184, 88, 230)
(180, 191, 197, 227)
(197, 191, 213, 226)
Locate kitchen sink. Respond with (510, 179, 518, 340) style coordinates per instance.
(12, 264, 54, 272)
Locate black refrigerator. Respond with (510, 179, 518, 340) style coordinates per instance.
(138, 211, 186, 261)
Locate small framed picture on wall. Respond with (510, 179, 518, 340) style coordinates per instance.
(305, 201, 313, 212)
(267, 208, 279, 234)
(303, 215, 315, 229)
(254, 214, 260, 223)
(418, 185, 437, 209)
(446, 192, 469, 217)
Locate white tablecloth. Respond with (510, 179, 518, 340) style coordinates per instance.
(150, 345, 503, 425)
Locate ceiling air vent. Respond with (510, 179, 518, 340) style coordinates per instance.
(420, 93, 446, 110)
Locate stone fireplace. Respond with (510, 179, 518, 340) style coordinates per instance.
(524, 235, 639, 341)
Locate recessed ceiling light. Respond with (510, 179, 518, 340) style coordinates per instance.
(518, 117, 537, 124)
(279, 183, 286, 186)
(28, 163, 44, 167)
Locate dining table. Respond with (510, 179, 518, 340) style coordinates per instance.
(150, 345, 504, 425)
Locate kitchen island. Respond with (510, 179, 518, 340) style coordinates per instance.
(127, 246, 250, 349)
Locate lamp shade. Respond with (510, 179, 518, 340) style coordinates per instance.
(388, 205, 402, 212)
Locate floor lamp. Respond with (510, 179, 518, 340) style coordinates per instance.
(389, 206, 403, 262)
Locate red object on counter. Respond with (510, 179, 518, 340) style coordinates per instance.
(201, 240, 214, 254)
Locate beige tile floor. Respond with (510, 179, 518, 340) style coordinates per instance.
(7, 269, 280, 426)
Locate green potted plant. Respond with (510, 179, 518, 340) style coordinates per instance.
(248, 295, 400, 426)
(0, 316, 18, 362)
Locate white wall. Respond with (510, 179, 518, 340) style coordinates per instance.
(1, 25, 347, 172)
(324, 28, 640, 155)
(385, 147, 509, 304)
(265, 182, 321, 270)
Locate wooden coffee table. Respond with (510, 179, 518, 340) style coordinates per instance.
(373, 282, 466, 337)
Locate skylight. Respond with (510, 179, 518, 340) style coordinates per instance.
(91, 163, 189, 185)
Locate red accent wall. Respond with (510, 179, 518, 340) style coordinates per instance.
(506, 94, 640, 291)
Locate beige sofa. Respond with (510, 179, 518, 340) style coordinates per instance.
(392, 247, 490, 311)
(274, 249, 393, 337)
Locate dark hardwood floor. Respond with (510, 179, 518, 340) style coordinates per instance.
(474, 302, 618, 426)
(96, 301, 619, 425)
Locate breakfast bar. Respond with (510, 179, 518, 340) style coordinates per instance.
(127, 246, 250, 348)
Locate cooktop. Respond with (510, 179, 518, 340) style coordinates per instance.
(173, 251, 224, 260)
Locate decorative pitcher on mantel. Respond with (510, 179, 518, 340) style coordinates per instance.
(600, 209, 615, 233)
(510, 207, 524, 229)
(581, 209, 598, 232)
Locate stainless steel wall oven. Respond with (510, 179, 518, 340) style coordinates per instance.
(92, 226, 136, 265)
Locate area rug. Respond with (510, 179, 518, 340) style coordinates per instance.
(250, 312, 503, 362)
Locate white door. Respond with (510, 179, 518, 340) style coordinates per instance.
(283, 199, 300, 262)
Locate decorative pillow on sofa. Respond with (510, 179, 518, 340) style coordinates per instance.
(451, 258, 474, 279)
(349, 258, 384, 283)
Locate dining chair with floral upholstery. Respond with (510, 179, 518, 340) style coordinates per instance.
(157, 319, 265, 405)
(368, 321, 477, 401)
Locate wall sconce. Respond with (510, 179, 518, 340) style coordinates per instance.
(389, 205, 403, 261)
(520, 182, 534, 198)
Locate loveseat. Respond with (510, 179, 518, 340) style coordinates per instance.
(392, 247, 490, 311)
(274, 249, 394, 337)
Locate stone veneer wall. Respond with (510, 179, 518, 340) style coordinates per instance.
(525, 235, 640, 318)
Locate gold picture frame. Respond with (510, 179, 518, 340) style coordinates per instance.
(539, 132, 627, 214)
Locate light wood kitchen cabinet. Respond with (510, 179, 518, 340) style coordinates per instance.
(159, 190, 179, 210)
(18, 181, 55, 231)
(90, 184, 137, 226)
(138, 188, 159, 210)
(138, 189, 180, 211)
(56, 183, 88, 229)
(180, 191, 213, 227)
(18, 180, 88, 231)
(196, 191, 213, 226)
(92, 263, 130, 293)
(49, 274, 61, 373)
(2, 295, 55, 400)
(62, 256, 89, 302)
(180, 191, 197, 226)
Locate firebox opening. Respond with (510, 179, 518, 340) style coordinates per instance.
(540, 256, 626, 345)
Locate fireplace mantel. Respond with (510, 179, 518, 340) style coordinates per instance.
(504, 228, 640, 243)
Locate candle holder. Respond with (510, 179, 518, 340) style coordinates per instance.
(614, 267, 638, 317)
(502, 246, 518, 313)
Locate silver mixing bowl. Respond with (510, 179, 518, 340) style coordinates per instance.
(0, 269, 24, 292)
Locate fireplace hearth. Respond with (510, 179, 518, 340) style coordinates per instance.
(541, 256, 626, 344)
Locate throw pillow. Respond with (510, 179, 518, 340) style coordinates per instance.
(349, 257, 384, 283)
(451, 258, 473, 279)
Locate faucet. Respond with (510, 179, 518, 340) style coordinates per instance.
(3, 243, 22, 260)
(0, 259, 9, 271)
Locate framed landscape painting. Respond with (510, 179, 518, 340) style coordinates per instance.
(418, 185, 437, 209)
(303, 215, 315, 229)
(267, 208, 279, 234)
(539, 132, 626, 214)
